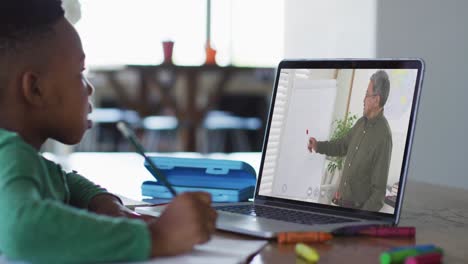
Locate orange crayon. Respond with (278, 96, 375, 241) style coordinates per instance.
(277, 231, 333, 244)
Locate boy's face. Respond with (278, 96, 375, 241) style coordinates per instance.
(40, 18, 94, 145)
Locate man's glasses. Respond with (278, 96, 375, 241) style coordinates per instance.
(365, 93, 378, 98)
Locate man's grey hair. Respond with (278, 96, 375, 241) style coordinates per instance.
(370, 70, 390, 107)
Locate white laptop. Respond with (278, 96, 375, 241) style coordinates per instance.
(211, 59, 425, 238)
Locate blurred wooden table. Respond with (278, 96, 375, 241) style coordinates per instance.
(95, 65, 273, 151)
(63, 152, 468, 263)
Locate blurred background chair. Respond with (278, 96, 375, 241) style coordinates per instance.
(76, 108, 141, 152)
(141, 115, 179, 152)
(202, 111, 262, 152)
(201, 94, 268, 153)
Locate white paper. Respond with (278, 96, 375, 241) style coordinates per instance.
(123, 236, 268, 264)
(0, 236, 267, 264)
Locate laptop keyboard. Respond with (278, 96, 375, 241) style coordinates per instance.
(216, 204, 357, 225)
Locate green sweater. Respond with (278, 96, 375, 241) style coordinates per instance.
(0, 129, 150, 263)
(317, 111, 392, 211)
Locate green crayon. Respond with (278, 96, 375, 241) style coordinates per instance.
(380, 247, 443, 264)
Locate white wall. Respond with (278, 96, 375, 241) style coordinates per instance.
(376, 0, 468, 190)
(284, 0, 468, 190)
(284, 0, 376, 58)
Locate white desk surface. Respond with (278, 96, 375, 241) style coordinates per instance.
(55, 152, 262, 202)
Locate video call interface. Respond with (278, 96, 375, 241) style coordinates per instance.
(258, 68, 419, 214)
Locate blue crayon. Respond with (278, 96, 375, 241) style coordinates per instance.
(380, 246, 443, 264)
(388, 244, 436, 253)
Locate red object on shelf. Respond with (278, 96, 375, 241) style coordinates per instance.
(162, 40, 174, 64)
(205, 43, 217, 65)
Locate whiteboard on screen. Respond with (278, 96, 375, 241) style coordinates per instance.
(273, 79, 337, 201)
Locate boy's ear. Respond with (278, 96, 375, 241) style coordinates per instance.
(20, 71, 47, 107)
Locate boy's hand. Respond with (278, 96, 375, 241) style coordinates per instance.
(148, 192, 217, 257)
(308, 137, 318, 152)
(88, 193, 156, 222)
(88, 193, 127, 216)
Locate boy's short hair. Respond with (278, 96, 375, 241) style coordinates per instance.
(0, 0, 64, 97)
(0, 0, 64, 53)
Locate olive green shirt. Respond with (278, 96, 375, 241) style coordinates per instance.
(0, 129, 151, 263)
(317, 111, 392, 211)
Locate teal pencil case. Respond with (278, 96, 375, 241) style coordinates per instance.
(142, 156, 256, 202)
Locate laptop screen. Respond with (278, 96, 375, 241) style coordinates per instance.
(257, 59, 424, 216)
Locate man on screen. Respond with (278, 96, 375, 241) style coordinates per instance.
(308, 70, 392, 211)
